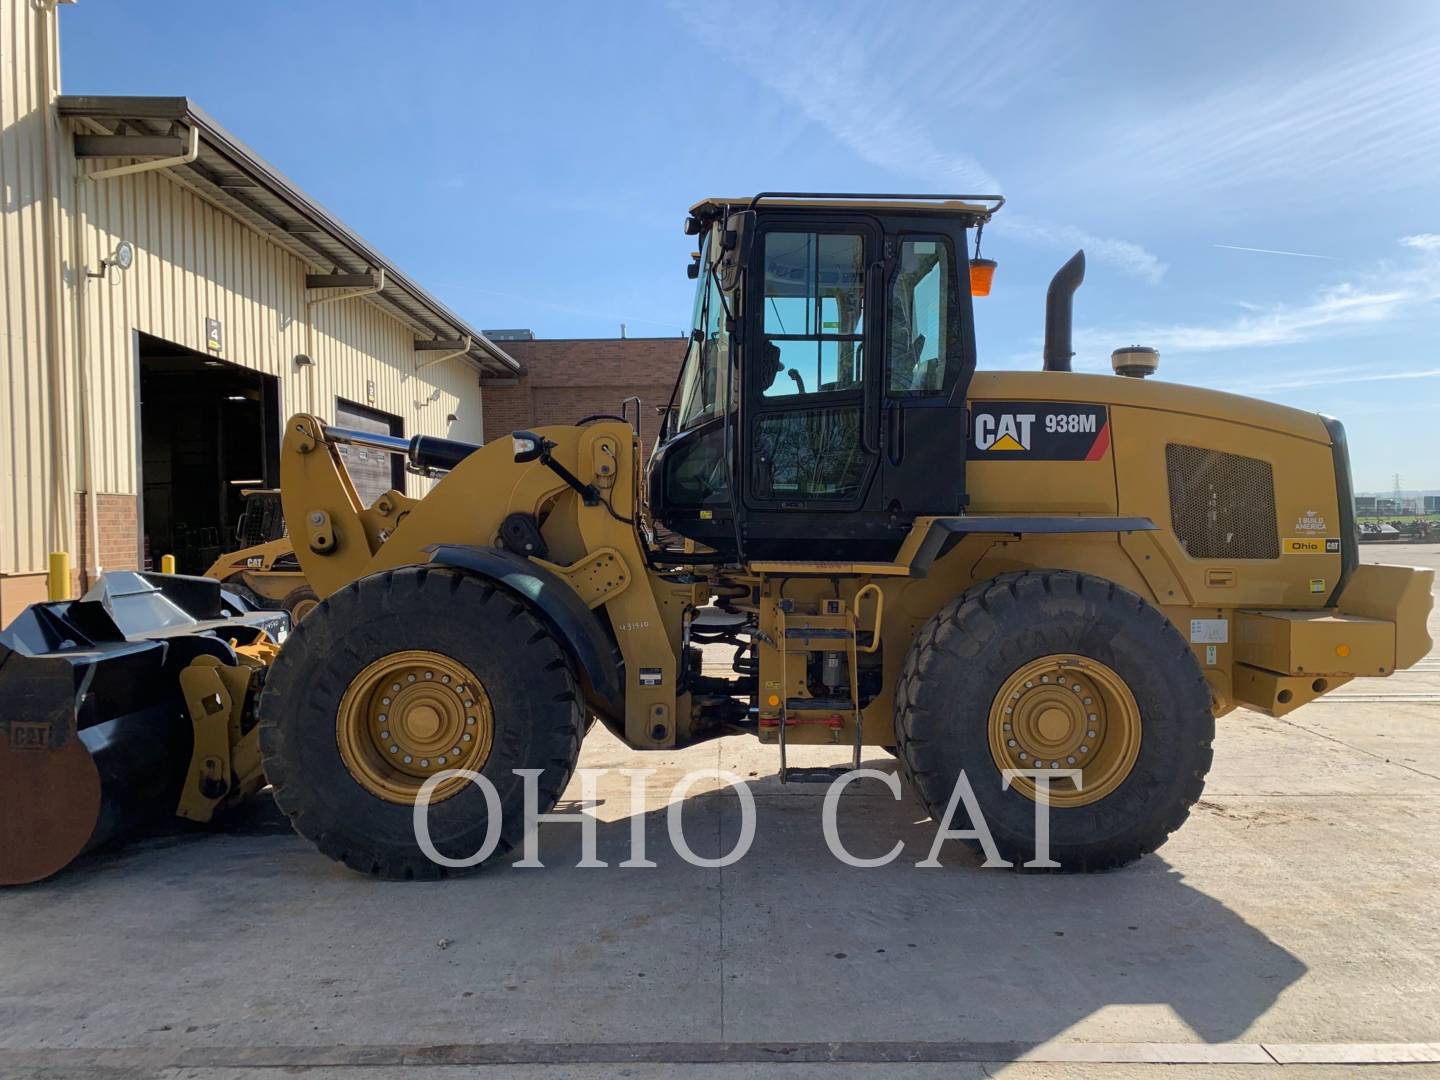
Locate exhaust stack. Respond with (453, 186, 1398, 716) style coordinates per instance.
(1043, 250, 1086, 372)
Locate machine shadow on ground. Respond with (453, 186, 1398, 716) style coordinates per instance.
(27, 758, 1308, 1049)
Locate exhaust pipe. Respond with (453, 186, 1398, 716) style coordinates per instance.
(1043, 250, 1086, 372)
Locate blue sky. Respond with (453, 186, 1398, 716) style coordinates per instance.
(60, 1, 1439, 491)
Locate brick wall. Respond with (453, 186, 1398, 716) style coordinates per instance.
(486, 337, 688, 458)
(76, 493, 139, 580)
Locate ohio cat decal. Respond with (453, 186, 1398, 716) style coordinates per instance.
(967, 402, 1110, 461)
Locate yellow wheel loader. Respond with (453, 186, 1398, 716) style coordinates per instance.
(202, 489, 318, 623)
(252, 193, 1432, 878)
(2, 193, 1431, 883)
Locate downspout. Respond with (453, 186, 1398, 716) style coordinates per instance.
(73, 125, 199, 581)
(36, 2, 72, 577)
(414, 335, 470, 371)
(84, 123, 199, 181)
(304, 269, 385, 413)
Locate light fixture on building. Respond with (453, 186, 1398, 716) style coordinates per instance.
(445, 413, 458, 425)
(88, 239, 134, 280)
(293, 353, 314, 368)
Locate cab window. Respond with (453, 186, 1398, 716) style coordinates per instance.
(759, 232, 865, 399)
(674, 236, 729, 430)
(887, 236, 959, 396)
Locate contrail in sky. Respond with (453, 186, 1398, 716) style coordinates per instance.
(1213, 243, 1333, 259)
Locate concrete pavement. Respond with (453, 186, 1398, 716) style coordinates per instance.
(0, 545, 1436, 1079)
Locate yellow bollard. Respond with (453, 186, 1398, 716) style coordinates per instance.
(160, 554, 176, 575)
(47, 551, 71, 601)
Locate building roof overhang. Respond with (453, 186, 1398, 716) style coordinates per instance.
(57, 95, 523, 377)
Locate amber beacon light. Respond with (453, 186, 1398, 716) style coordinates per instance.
(970, 258, 997, 297)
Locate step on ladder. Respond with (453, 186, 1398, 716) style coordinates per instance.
(770, 586, 881, 784)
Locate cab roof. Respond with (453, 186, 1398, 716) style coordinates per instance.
(689, 192, 1004, 223)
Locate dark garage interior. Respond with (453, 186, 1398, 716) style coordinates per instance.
(138, 333, 280, 574)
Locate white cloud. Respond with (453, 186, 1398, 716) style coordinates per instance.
(1075, 236, 1440, 356)
(1100, 40, 1440, 192)
(1216, 367, 1440, 394)
(669, 2, 998, 191)
(998, 215, 1167, 284)
(669, 0, 1165, 281)
(1400, 234, 1440, 252)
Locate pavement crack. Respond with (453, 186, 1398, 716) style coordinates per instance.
(1274, 715, 1440, 782)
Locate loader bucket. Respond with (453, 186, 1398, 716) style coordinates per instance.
(0, 572, 286, 885)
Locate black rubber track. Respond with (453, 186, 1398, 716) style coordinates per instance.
(258, 565, 583, 880)
(893, 570, 1214, 871)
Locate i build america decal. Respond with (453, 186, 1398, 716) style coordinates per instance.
(968, 402, 1111, 461)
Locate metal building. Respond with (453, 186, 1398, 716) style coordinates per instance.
(1, 3, 521, 620)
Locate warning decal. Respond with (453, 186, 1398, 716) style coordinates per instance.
(968, 402, 1110, 461)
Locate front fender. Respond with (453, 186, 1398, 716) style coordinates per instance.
(424, 544, 624, 717)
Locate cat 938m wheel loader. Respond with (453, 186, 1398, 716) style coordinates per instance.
(256, 194, 1432, 877)
(3, 193, 1432, 882)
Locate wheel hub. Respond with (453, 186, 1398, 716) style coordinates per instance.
(336, 650, 495, 804)
(988, 654, 1141, 807)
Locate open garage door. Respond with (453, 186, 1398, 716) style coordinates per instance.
(334, 398, 405, 509)
(138, 335, 280, 574)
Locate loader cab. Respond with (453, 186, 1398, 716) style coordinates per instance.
(648, 193, 1001, 560)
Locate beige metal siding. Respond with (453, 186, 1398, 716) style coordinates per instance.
(73, 163, 483, 495)
(0, 0, 67, 576)
(2, 0, 485, 578)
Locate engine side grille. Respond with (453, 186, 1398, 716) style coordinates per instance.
(1165, 444, 1279, 559)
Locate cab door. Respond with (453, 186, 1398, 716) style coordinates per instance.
(879, 231, 973, 515)
(743, 217, 882, 514)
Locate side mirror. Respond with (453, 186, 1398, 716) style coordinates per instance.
(718, 210, 755, 292)
(512, 430, 549, 463)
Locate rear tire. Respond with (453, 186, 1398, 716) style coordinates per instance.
(894, 570, 1213, 871)
(281, 584, 320, 623)
(258, 565, 583, 879)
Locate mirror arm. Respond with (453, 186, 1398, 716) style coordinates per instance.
(540, 451, 601, 507)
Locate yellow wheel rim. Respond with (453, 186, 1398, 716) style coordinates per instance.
(336, 650, 495, 805)
(987, 653, 1141, 808)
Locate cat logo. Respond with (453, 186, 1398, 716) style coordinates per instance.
(973, 412, 1034, 452)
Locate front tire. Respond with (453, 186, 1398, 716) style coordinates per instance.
(258, 565, 583, 879)
(894, 570, 1213, 871)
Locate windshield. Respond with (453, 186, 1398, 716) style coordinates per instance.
(673, 234, 729, 431)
